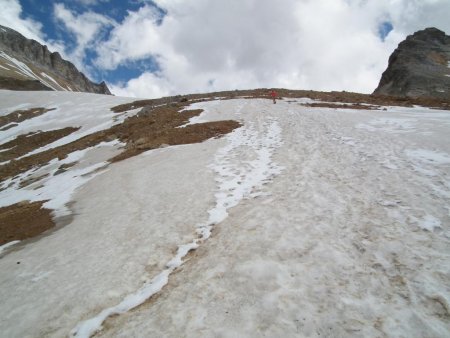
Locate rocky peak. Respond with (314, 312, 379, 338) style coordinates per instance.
(0, 25, 111, 95)
(373, 27, 450, 99)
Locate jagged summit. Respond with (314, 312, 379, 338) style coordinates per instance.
(0, 25, 111, 94)
(374, 27, 450, 99)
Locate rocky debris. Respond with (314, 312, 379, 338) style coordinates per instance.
(0, 25, 111, 95)
(374, 27, 450, 99)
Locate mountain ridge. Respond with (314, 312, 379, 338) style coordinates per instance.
(374, 27, 450, 99)
(0, 25, 111, 95)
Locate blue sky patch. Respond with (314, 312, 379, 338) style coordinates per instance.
(378, 21, 393, 41)
(16, 0, 166, 85)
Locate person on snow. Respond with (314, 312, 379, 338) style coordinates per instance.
(270, 90, 277, 104)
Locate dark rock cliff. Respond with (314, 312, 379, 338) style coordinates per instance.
(374, 27, 450, 99)
(0, 25, 111, 95)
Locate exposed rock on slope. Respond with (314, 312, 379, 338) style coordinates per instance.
(374, 27, 450, 99)
(0, 25, 111, 94)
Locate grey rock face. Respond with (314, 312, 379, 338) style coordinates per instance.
(0, 25, 111, 95)
(374, 27, 450, 99)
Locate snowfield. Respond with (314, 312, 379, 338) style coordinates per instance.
(1, 92, 450, 337)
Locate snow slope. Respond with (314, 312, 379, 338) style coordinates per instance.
(0, 96, 449, 337)
(0, 90, 136, 219)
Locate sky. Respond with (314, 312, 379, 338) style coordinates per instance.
(0, 0, 449, 98)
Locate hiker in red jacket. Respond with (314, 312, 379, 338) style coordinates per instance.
(270, 90, 277, 104)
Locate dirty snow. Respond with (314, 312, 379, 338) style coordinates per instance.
(0, 96, 449, 338)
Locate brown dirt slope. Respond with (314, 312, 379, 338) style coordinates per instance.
(0, 201, 53, 246)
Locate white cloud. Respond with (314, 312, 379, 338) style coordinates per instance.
(0, 0, 43, 42)
(53, 3, 115, 74)
(99, 0, 450, 98)
(2, 0, 450, 98)
(94, 5, 162, 70)
(0, 0, 65, 55)
(108, 72, 172, 98)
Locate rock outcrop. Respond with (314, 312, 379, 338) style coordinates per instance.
(374, 27, 450, 99)
(0, 25, 111, 94)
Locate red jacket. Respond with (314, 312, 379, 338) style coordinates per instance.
(270, 90, 277, 98)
